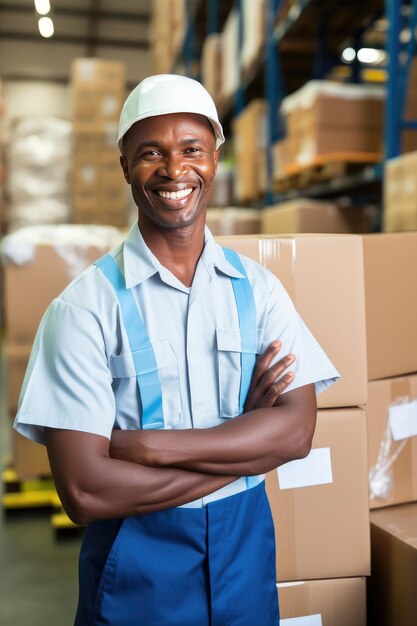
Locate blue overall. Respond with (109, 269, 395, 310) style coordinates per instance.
(74, 249, 279, 626)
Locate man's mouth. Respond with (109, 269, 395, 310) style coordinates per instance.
(156, 188, 194, 200)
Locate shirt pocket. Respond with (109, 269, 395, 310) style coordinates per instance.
(216, 328, 261, 419)
(109, 339, 183, 429)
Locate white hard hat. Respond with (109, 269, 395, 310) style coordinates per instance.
(118, 74, 225, 153)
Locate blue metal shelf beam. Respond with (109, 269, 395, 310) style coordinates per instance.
(386, 0, 417, 158)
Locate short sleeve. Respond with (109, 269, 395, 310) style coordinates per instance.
(14, 298, 116, 445)
(261, 279, 340, 396)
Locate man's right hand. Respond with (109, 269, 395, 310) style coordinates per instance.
(244, 341, 296, 412)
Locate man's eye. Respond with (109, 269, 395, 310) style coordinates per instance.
(141, 150, 160, 159)
(185, 147, 199, 154)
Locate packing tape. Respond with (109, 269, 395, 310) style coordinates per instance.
(369, 378, 411, 501)
(256, 237, 298, 304)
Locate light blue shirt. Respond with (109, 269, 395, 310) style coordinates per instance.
(14, 222, 339, 506)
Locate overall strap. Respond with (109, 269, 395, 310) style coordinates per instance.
(222, 247, 257, 414)
(222, 247, 260, 490)
(95, 253, 164, 430)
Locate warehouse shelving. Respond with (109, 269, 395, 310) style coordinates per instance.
(172, 0, 417, 222)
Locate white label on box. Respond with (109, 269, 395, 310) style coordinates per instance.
(389, 399, 417, 441)
(277, 448, 333, 490)
(280, 615, 323, 626)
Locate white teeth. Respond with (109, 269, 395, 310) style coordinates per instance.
(157, 188, 193, 200)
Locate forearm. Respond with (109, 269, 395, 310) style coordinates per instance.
(110, 385, 317, 476)
(45, 430, 237, 525)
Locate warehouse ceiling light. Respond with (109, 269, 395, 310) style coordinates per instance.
(34, 0, 51, 15)
(357, 47, 385, 64)
(38, 16, 54, 38)
(341, 47, 356, 63)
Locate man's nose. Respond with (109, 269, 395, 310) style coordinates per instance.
(157, 154, 188, 179)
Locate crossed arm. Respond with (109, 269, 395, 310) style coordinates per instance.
(45, 342, 317, 525)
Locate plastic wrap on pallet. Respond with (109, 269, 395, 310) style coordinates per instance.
(1, 223, 123, 279)
(8, 116, 73, 230)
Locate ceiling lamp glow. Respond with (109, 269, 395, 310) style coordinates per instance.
(34, 0, 51, 15)
(341, 47, 356, 63)
(38, 16, 54, 38)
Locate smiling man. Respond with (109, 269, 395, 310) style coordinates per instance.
(14, 75, 339, 626)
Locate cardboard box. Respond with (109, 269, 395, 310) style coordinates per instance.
(262, 199, 375, 234)
(369, 503, 417, 626)
(201, 34, 222, 105)
(6, 343, 31, 411)
(266, 408, 370, 581)
(272, 138, 289, 181)
(2, 232, 119, 344)
(220, 9, 240, 102)
(292, 128, 382, 167)
(206, 208, 260, 236)
(215, 234, 367, 408)
(9, 415, 51, 478)
(384, 151, 417, 232)
(282, 81, 385, 135)
(367, 375, 417, 509)
(74, 206, 128, 229)
(71, 58, 126, 92)
(73, 120, 120, 163)
(278, 577, 367, 625)
(233, 100, 267, 202)
(363, 232, 417, 380)
(72, 89, 124, 121)
(241, 0, 266, 72)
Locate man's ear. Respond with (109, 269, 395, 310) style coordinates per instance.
(120, 155, 131, 184)
(213, 149, 220, 173)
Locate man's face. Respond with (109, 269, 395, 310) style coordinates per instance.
(120, 112, 219, 230)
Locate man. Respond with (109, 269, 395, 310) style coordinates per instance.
(15, 75, 339, 625)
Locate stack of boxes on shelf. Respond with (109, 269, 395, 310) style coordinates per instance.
(1, 225, 122, 480)
(201, 34, 222, 108)
(0, 77, 5, 235)
(233, 100, 267, 203)
(274, 81, 385, 179)
(261, 198, 376, 234)
(206, 208, 260, 236)
(71, 58, 127, 228)
(149, 0, 186, 75)
(215, 233, 370, 623)
(384, 151, 417, 232)
(215, 0, 266, 113)
(363, 232, 417, 626)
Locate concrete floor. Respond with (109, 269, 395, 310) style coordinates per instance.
(0, 341, 81, 626)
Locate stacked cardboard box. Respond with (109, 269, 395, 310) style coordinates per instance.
(262, 198, 376, 234)
(233, 99, 267, 202)
(383, 151, 417, 232)
(278, 81, 384, 174)
(206, 208, 260, 236)
(219, 9, 240, 108)
(363, 232, 417, 625)
(364, 234, 417, 501)
(71, 58, 128, 228)
(201, 34, 223, 107)
(241, 0, 266, 74)
(1, 225, 122, 479)
(150, 0, 186, 75)
(368, 503, 417, 626)
(0, 77, 5, 235)
(215, 234, 370, 622)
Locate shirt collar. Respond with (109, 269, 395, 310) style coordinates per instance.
(122, 221, 244, 289)
(202, 227, 245, 279)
